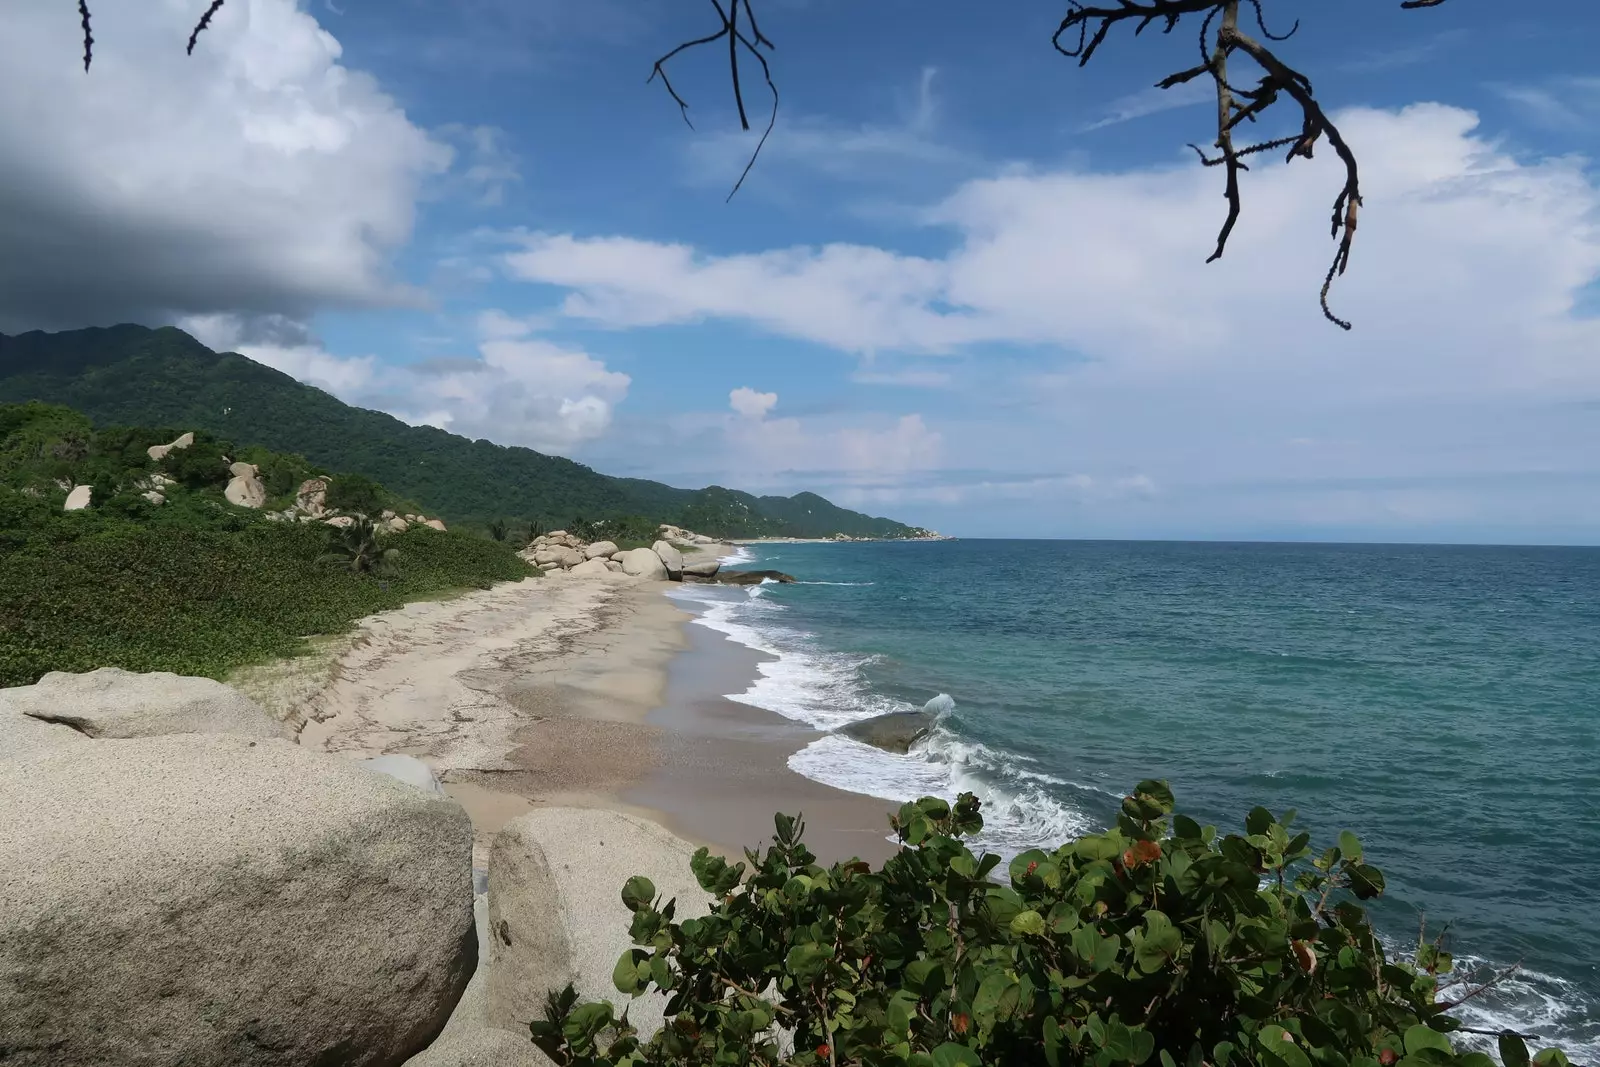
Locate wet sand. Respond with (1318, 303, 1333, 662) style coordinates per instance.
(272, 555, 896, 871)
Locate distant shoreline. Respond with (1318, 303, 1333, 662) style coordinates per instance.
(729, 535, 954, 545)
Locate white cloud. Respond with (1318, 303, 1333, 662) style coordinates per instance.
(0, 0, 451, 331)
(1080, 79, 1213, 132)
(728, 387, 778, 420)
(501, 104, 1600, 404)
(182, 311, 630, 454)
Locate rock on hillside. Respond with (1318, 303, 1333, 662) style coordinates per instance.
(225, 461, 268, 509)
(0, 731, 476, 1067)
(0, 666, 290, 741)
(145, 430, 194, 462)
(62, 484, 90, 511)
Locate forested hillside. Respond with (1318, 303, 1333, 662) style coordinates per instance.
(0, 325, 931, 539)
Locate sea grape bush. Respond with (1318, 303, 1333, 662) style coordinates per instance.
(531, 782, 1571, 1067)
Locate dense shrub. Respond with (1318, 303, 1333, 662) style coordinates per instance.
(532, 784, 1570, 1067)
(159, 436, 232, 490)
(325, 471, 389, 517)
(0, 488, 532, 687)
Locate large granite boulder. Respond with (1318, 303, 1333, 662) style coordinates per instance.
(651, 540, 684, 581)
(682, 559, 721, 579)
(617, 547, 668, 580)
(485, 809, 710, 1042)
(534, 546, 583, 569)
(296, 477, 329, 517)
(583, 540, 618, 560)
(0, 667, 290, 741)
(225, 462, 267, 509)
(567, 557, 612, 579)
(404, 896, 553, 1067)
(0, 734, 477, 1066)
(62, 484, 91, 511)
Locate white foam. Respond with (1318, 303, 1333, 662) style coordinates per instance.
(669, 575, 1598, 1054)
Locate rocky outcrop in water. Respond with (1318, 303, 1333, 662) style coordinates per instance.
(836, 710, 935, 754)
(712, 569, 797, 586)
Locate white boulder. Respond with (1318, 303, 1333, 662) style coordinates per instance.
(583, 540, 618, 560)
(682, 560, 721, 579)
(651, 540, 684, 581)
(297, 478, 329, 517)
(426, 518, 448, 532)
(145, 431, 194, 462)
(0, 667, 290, 742)
(567, 558, 612, 579)
(486, 809, 710, 1042)
(0, 734, 477, 1066)
(225, 464, 267, 509)
(141, 490, 165, 506)
(617, 547, 668, 580)
(62, 484, 91, 511)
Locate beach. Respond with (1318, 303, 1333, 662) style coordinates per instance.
(246, 552, 899, 873)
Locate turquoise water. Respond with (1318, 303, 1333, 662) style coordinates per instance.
(669, 539, 1600, 1055)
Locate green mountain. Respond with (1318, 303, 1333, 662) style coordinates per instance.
(0, 324, 933, 540)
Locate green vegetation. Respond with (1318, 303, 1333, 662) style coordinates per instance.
(0, 324, 932, 539)
(532, 783, 1564, 1067)
(0, 401, 532, 687)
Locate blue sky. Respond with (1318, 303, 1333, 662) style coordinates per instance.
(2, 1, 1598, 542)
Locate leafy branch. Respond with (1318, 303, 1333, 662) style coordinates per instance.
(531, 780, 1570, 1067)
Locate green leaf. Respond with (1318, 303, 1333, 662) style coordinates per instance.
(1403, 1026, 1453, 1056)
(1247, 806, 1275, 836)
(931, 1044, 982, 1067)
(611, 950, 644, 994)
(1532, 1051, 1571, 1067)
(1011, 910, 1047, 937)
(1499, 1033, 1531, 1067)
(785, 941, 835, 981)
(1348, 863, 1386, 899)
(620, 875, 655, 913)
(1338, 830, 1363, 863)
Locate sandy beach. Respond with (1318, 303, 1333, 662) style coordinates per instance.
(243, 556, 898, 873)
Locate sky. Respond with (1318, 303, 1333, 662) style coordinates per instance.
(1, 0, 1598, 543)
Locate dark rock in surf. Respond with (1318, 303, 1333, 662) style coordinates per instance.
(836, 710, 934, 755)
(712, 570, 797, 586)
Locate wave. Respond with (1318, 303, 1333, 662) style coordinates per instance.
(670, 584, 1096, 858)
(665, 577, 1599, 1057)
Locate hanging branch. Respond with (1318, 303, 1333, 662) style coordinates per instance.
(648, 0, 778, 202)
(77, 2, 227, 70)
(1053, 0, 1450, 330)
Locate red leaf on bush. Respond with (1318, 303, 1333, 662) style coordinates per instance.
(1123, 839, 1162, 867)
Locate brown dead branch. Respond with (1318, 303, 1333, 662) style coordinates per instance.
(1053, 0, 1449, 329)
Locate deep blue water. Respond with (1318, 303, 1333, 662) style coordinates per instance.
(670, 538, 1600, 1054)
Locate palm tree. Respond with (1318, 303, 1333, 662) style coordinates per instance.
(317, 516, 400, 576)
(488, 518, 508, 542)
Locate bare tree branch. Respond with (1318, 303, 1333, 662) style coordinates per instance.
(187, 1, 228, 57)
(1053, 0, 1448, 328)
(72, 0, 1463, 329)
(648, 0, 778, 203)
(78, 0, 93, 73)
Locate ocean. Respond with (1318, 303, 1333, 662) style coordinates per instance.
(667, 538, 1600, 1056)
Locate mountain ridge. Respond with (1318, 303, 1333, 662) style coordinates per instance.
(0, 324, 933, 540)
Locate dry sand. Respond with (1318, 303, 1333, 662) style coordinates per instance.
(258, 556, 896, 871)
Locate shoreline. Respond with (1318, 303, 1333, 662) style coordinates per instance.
(263, 550, 897, 872)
